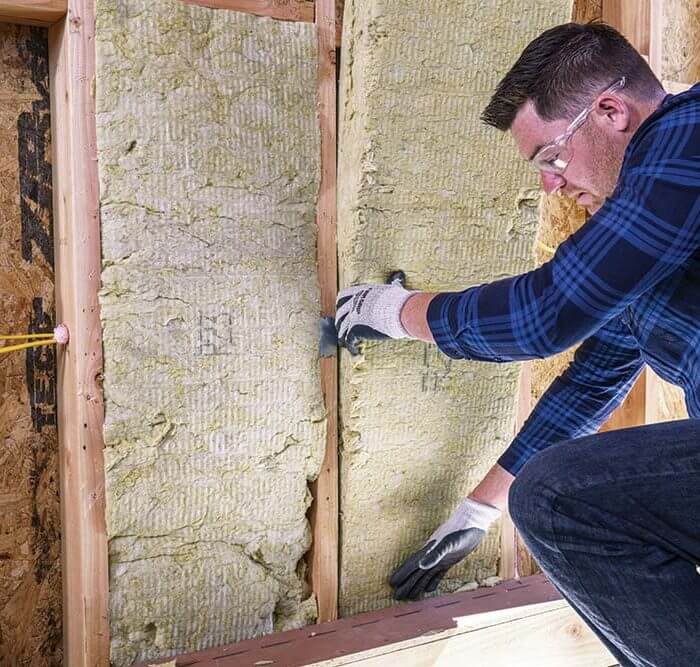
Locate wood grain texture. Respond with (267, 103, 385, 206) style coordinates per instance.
(308, 0, 339, 624)
(48, 2, 109, 664)
(648, 0, 663, 75)
(513, 363, 539, 578)
(599, 374, 647, 431)
(602, 0, 650, 54)
(180, 0, 314, 22)
(311, 605, 616, 666)
(0, 0, 65, 25)
(500, 364, 538, 580)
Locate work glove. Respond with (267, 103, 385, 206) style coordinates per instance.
(389, 497, 501, 601)
(335, 273, 414, 351)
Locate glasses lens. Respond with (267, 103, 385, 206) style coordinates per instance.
(534, 143, 571, 174)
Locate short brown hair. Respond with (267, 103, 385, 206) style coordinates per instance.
(481, 22, 663, 131)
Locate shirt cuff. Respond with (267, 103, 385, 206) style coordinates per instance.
(427, 290, 476, 360)
(496, 447, 524, 477)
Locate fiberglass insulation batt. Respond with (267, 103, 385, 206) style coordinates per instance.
(95, 1, 324, 663)
(337, 0, 573, 615)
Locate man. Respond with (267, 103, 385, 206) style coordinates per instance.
(335, 22, 700, 666)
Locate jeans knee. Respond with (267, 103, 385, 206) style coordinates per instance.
(508, 450, 557, 538)
(508, 468, 535, 536)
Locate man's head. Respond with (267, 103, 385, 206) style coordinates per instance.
(482, 22, 665, 212)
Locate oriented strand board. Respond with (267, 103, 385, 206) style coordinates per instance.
(337, 0, 573, 616)
(0, 23, 61, 666)
(654, 0, 700, 84)
(95, 2, 324, 664)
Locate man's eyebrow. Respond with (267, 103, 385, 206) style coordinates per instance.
(528, 144, 543, 161)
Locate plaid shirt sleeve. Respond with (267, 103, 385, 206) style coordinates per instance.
(427, 101, 700, 363)
(497, 315, 644, 475)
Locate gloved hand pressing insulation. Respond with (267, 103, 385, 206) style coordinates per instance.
(389, 496, 501, 601)
(335, 273, 415, 351)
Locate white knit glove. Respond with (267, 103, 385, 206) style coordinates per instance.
(423, 497, 501, 561)
(335, 281, 415, 350)
(390, 497, 501, 600)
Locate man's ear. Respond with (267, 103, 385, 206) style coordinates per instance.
(594, 94, 630, 132)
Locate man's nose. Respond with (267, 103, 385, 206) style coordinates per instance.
(541, 171, 566, 195)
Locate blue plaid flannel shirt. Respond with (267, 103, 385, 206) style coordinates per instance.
(427, 84, 700, 475)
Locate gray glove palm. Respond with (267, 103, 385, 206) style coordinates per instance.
(390, 497, 501, 601)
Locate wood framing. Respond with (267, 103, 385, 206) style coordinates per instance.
(648, 0, 663, 76)
(180, 0, 315, 22)
(500, 363, 538, 580)
(136, 575, 616, 666)
(0, 0, 65, 25)
(602, 0, 650, 54)
(600, 375, 647, 431)
(308, 0, 339, 624)
(48, 2, 110, 665)
(498, 362, 540, 580)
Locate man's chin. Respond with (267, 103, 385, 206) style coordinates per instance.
(587, 198, 606, 214)
(577, 194, 603, 214)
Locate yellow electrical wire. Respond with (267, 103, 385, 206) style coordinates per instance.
(0, 337, 58, 355)
(0, 332, 55, 341)
(0, 327, 69, 356)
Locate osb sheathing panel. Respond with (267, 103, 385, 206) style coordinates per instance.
(337, 0, 573, 616)
(657, 0, 700, 85)
(0, 24, 61, 665)
(95, 2, 324, 664)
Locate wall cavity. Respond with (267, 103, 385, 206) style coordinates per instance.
(337, 0, 574, 616)
(95, 2, 323, 663)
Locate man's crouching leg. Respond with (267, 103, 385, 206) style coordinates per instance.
(507, 421, 700, 667)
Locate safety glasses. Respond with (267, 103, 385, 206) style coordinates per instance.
(531, 77, 626, 175)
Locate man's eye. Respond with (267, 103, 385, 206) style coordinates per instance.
(541, 147, 561, 164)
(549, 155, 567, 171)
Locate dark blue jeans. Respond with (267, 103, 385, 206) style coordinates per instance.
(508, 419, 700, 667)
